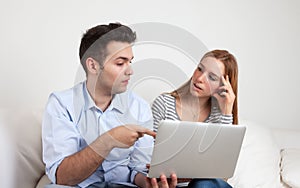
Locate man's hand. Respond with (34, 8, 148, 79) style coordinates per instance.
(89, 124, 155, 158)
(108, 124, 156, 148)
(149, 174, 177, 188)
(135, 172, 177, 188)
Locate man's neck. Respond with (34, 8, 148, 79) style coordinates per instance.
(86, 80, 113, 112)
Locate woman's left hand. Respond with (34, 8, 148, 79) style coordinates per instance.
(213, 75, 235, 115)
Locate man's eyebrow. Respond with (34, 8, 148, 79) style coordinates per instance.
(115, 56, 134, 61)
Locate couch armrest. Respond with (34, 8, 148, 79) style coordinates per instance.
(36, 174, 51, 188)
(0, 108, 46, 188)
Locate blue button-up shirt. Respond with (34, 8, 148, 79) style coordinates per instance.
(42, 81, 154, 187)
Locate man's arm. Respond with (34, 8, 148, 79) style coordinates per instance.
(56, 132, 113, 185)
(56, 125, 156, 186)
(56, 146, 105, 185)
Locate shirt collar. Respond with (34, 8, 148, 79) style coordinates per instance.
(83, 81, 126, 114)
(111, 93, 127, 114)
(83, 81, 97, 111)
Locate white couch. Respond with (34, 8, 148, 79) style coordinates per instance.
(0, 109, 51, 188)
(1, 108, 300, 188)
(228, 120, 300, 188)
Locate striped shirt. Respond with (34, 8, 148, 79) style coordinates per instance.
(151, 94, 233, 132)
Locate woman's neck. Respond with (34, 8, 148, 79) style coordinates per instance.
(176, 92, 211, 122)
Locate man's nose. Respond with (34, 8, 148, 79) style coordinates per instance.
(125, 64, 133, 75)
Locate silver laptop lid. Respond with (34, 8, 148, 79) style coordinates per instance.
(148, 120, 246, 178)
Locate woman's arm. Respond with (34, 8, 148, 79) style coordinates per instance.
(151, 94, 167, 132)
(213, 75, 235, 124)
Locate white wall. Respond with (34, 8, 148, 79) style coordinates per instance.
(0, 0, 299, 129)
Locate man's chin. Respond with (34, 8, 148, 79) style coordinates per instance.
(111, 87, 127, 94)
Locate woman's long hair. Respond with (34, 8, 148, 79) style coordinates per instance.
(170, 49, 239, 124)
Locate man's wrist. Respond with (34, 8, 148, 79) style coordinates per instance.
(134, 172, 147, 188)
(89, 132, 114, 158)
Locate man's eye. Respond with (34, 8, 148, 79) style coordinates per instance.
(116, 61, 124, 66)
(197, 67, 202, 72)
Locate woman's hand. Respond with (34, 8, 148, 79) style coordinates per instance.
(213, 75, 235, 115)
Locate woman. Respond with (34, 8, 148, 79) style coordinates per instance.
(151, 49, 238, 188)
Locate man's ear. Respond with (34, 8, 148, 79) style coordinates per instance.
(86, 57, 100, 75)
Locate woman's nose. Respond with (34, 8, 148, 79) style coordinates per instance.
(196, 72, 207, 83)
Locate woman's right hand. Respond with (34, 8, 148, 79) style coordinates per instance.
(213, 75, 235, 115)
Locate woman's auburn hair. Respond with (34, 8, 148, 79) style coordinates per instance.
(170, 49, 239, 125)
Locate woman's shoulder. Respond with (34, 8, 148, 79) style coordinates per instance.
(153, 93, 175, 103)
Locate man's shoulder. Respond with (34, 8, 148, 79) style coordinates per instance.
(51, 82, 83, 98)
(116, 90, 150, 109)
(118, 90, 149, 107)
(48, 82, 85, 107)
(115, 91, 153, 125)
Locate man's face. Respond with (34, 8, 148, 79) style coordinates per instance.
(96, 41, 134, 95)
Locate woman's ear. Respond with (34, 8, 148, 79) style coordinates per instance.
(85, 57, 100, 75)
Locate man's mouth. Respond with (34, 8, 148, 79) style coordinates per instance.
(122, 79, 130, 84)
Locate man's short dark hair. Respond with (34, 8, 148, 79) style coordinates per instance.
(79, 23, 136, 73)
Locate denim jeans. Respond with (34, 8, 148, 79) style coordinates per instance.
(86, 182, 135, 188)
(46, 179, 231, 188)
(45, 182, 135, 188)
(187, 178, 232, 188)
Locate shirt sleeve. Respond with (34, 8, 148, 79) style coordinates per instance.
(129, 134, 154, 183)
(220, 114, 233, 124)
(128, 100, 154, 183)
(151, 94, 167, 132)
(209, 98, 233, 124)
(42, 93, 80, 183)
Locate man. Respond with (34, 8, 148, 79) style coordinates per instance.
(42, 23, 177, 188)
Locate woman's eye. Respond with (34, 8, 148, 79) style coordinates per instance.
(197, 67, 202, 72)
(209, 75, 217, 81)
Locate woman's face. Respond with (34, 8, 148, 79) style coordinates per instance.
(190, 57, 225, 97)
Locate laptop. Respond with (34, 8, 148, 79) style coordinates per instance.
(148, 120, 246, 179)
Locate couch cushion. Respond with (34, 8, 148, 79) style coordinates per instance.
(0, 119, 15, 188)
(228, 120, 283, 188)
(36, 174, 51, 188)
(272, 128, 300, 149)
(0, 109, 45, 188)
(280, 148, 300, 188)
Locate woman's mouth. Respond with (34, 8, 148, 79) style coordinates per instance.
(193, 83, 202, 90)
